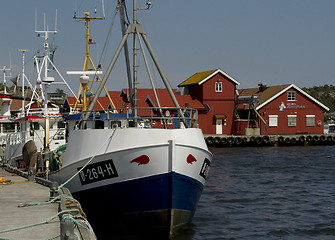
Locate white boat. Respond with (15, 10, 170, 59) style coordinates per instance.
(2, 16, 77, 169)
(49, 1, 213, 237)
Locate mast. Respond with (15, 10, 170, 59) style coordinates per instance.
(18, 49, 29, 117)
(83, 0, 188, 127)
(0, 66, 11, 95)
(70, 10, 116, 112)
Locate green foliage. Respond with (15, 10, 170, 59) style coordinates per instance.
(302, 85, 335, 123)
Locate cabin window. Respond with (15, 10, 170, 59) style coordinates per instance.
(95, 120, 105, 129)
(268, 115, 278, 127)
(215, 82, 222, 92)
(110, 120, 121, 129)
(287, 115, 297, 127)
(168, 118, 173, 125)
(306, 115, 315, 127)
(287, 91, 296, 101)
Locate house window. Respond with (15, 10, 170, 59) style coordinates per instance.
(287, 115, 297, 127)
(306, 115, 315, 127)
(215, 82, 222, 92)
(287, 91, 296, 101)
(268, 115, 278, 127)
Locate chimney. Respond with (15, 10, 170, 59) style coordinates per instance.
(258, 83, 268, 92)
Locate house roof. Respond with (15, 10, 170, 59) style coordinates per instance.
(238, 84, 330, 111)
(107, 88, 206, 116)
(178, 69, 240, 87)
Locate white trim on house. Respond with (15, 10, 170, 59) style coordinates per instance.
(198, 69, 240, 86)
(256, 84, 330, 112)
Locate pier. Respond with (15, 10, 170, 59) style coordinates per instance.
(205, 133, 335, 147)
(0, 165, 96, 240)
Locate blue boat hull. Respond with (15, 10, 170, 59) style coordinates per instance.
(72, 172, 204, 238)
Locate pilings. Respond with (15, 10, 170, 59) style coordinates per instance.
(205, 133, 335, 147)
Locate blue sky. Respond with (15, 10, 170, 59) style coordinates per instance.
(1, 0, 334, 95)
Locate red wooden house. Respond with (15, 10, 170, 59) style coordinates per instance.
(178, 69, 240, 135)
(235, 84, 330, 135)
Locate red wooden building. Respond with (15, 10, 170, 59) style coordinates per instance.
(178, 69, 240, 134)
(234, 84, 329, 135)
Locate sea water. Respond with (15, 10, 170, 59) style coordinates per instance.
(101, 145, 335, 239)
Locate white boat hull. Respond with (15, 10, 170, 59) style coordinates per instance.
(50, 127, 212, 236)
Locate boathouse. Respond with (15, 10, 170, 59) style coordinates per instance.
(234, 84, 330, 135)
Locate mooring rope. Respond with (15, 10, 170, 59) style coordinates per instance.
(0, 209, 79, 234)
(57, 129, 116, 191)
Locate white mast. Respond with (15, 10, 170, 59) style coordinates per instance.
(18, 49, 29, 117)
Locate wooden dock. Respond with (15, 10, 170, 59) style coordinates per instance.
(0, 165, 96, 240)
(204, 133, 335, 147)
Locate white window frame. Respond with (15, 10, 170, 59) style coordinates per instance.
(215, 82, 222, 92)
(287, 115, 297, 127)
(268, 115, 278, 127)
(306, 115, 315, 127)
(287, 91, 296, 101)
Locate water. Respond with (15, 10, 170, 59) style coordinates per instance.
(185, 145, 335, 240)
(99, 145, 335, 239)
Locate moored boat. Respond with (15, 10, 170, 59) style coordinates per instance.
(49, 1, 213, 238)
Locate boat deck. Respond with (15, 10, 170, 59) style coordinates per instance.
(0, 166, 96, 240)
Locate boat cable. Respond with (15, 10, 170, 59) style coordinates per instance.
(57, 129, 116, 191)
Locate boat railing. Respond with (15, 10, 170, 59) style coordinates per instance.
(78, 107, 199, 129)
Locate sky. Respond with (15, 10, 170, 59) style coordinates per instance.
(1, 0, 335, 96)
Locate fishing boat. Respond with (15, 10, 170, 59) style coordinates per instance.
(49, 1, 212, 238)
(3, 15, 77, 169)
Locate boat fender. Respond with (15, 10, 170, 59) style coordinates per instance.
(206, 137, 214, 146)
(278, 136, 284, 143)
(242, 137, 248, 143)
(22, 140, 38, 169)
(306, 135, 313, 142)
(320, 135, 326, 142)
(255, 136, 263, 145)
(299, 136, 305, 142)
(214, 137, 221, 145)
(284, 137, 290, 144)
(221, 137, 227, 145)
(262, 136, 270, 144)
(234, 137, 242, 145)
(249, 136, 256, 143)
(227, 137, 234, 145)
(290, 138, 297, 144)
(313, 135, 319, 142)
(327, 136, 333, 142)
